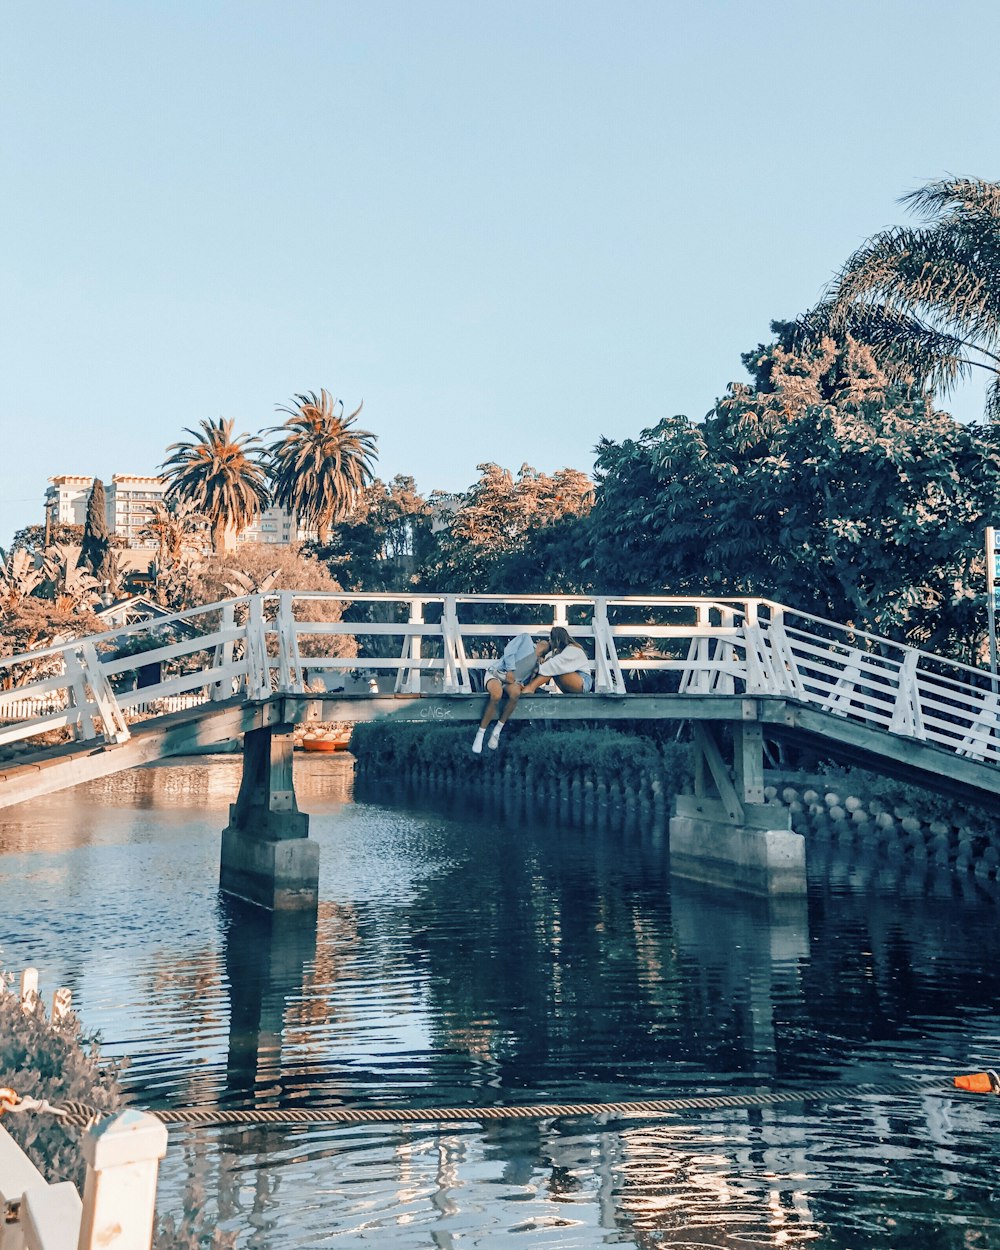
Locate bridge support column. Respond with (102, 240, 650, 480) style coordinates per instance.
(670, 722, 805, 895)
(220, 725, 319, 911)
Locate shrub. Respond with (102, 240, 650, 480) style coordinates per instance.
(0, 977, 125, 1189)
(351, 720, 694, 805)
(0, 974, 236, 1249)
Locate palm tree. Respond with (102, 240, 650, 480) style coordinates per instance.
(799, 177, 1000, 417)
(138, 502, 209, 605)
(160, 419, 270, 554)
(267, 390, 377, 544)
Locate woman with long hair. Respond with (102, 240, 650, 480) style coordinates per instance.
(521, 626, 593, 696)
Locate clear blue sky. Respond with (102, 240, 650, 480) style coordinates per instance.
(2, 0, 998, 548)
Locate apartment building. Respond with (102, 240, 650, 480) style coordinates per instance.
(239, 505, 315, 545)
(106, 475, 169, 546)
(44, 474, 308, 546)
(44, 475, 95, 528)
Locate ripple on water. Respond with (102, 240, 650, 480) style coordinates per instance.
(3, 756, 1000, 1248)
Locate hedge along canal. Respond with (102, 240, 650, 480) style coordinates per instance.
(349, 721, 1000, 888)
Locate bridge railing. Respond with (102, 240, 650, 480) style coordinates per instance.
(1, 591, 998, 769)
(753, 602, 1000, 763)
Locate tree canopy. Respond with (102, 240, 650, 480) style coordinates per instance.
(798, 177, 1000, 419)
(161, 418, 270, 554)
(592, 332, 1000, 657)
(424, 462, 594, 594)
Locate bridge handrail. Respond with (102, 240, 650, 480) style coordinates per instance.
(755, 600, 993, 684)
(1, 591, 998, 770)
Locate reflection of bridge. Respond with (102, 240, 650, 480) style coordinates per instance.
(2, 593, 999, 904)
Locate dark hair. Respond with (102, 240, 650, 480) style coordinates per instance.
(548, 626, 582, 654)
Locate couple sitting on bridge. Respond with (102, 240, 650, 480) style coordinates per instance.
(472, 627, 592, 753)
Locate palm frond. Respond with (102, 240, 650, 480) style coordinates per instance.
(985, 374, 1000, 423)
(901, 176, 1000, 222)
(832, 225, 1000, 338)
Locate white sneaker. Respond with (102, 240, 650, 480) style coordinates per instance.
(472, 729, 485, 754)
(488, 725, 502, 750)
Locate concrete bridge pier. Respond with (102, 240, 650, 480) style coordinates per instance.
(669, 720, 805, 895)
(220, 724, 319, 911)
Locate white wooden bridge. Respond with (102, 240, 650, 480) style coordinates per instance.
(2, 590, 998, 811)
(2, 589, 999, 905)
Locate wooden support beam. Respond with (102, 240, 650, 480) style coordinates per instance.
(733, 721, 766, 806)
(691, 723, 743, 822)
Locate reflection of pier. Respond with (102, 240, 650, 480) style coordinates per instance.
(670, 876, 809, 1070)
(222, 897, 317, 1099)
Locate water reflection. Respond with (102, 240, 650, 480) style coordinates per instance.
(2, 757, 1000, 1247)
(222, 898, 317, 1102)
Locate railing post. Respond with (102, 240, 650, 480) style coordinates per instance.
(63, 648, 95, 742)
(275, 592, 305, 694)
(679, 604, 711, 694)
(211, 602, 236, 702)
(78, 642, 130, 746)
(758, 606, 802, 698)
(889, 648, 926, 739)
(395, 600, 424, 694)
(19, 1181, 81, 1249)
(76, 1110, 168, 1250)
(822, 649, 864, 717)
(591, 598, 624, 693)
(440, 598, 471, 693)
(244, 595, 271, 701)
(712, 607, 738, 694)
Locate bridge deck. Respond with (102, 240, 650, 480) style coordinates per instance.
(1, 691, 996, 812)
(2, 592, 999, 814)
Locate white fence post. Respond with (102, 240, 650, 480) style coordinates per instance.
(78, 643, 130, 746)
(51, 988, 72, 1023)
(275, 592, 304, 694)
(19, 970, 38, 1015)
(244, 595, 271, 701)
(211, 602, 236, 702)
(76, 1111, 168, 1250)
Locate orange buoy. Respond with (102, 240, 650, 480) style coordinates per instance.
(954, 1070, 1000, 1094)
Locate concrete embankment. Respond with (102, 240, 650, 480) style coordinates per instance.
(761, 776, 1000, 883)
(349, 723, 1000, 889)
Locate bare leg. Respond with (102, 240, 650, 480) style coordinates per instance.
(553, 672, 586, 693)
(479, 677, 504, 729)
(498, 682, 522, 724)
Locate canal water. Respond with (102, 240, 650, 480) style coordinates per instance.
(2, 754, 1000, 1248)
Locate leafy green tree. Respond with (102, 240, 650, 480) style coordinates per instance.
(192, 543, 356, 663)
(268, 390, 378, 544)
(318, 475, 434, 592)
(160, 418, 270, 554)
(12, 523, 84, 552)
(592, 333, 1000, 657)
(798, 177, 1000, 417)
(138, 502, 209, 608)
(425, 462, 594, 593)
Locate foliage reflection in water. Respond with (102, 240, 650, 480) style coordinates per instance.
(1, 755, 999, 1248)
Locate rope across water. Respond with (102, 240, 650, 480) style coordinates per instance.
(44, 1080, 953, 1130)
